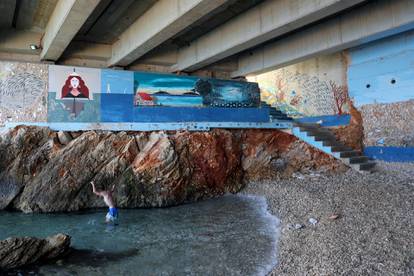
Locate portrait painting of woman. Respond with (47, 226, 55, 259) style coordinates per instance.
(61, 72, 90, 99)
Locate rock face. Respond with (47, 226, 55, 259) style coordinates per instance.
(0, 233, 71, 270)
(0, 126, 345, 213)
(331, 102, 364, 152)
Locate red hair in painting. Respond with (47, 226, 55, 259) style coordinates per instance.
(61, 73, 90, 99)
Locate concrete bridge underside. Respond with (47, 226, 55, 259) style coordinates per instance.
(0, 0, 412, 78)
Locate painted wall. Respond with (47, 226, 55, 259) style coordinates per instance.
(47, 65, 265, 123)
(348, 29, 414, 161)
(247, 53, 349, 119)
(0, 61, 48, 124)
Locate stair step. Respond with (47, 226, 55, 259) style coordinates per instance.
(343, 156, 369, 164)
(270, 115, 289, 118)
(351, 162, 376, 171)
(331, 145, 353, 152)
(323, 140, 342, 147)
(339, 150, 360, 158)
(314, 135, 336, 141)
(270, 112, 284, 116)
(299, 126, 322, 132)
(306, 128, 333, 134)
(297, 123, 321, 128)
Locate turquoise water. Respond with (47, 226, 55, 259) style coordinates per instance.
(153, 95, 203, 107)
(0, 195, 280, 276)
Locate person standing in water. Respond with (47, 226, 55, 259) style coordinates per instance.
(90, 181, 118, 224)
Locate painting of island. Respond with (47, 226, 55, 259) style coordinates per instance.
(133, 72, 260, 107)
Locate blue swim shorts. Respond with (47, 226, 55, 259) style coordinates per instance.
(106, 207, 118, 222)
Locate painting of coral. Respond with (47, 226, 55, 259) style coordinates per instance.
(249, 68, 350, 117)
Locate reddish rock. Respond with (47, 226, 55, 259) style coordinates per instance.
(0, 126, 344, 212)
(331, 101, 364, 152)
(241, 129, 345, 180)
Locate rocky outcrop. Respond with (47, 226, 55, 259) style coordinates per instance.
(0, 126, 343, 213)
(0, 233, 70, 270)
(331, 101, 364, 152)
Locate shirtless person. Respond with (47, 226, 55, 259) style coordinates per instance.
(90, 181, 118, 224)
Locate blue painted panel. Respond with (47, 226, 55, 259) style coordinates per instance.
(296, 115, 350, 127)
(101, 69, 134, 94)
(132, 107, 269, 122)
(133, 72, 260, 107)
(350, 29, 414, 65)
(348, 29, 414, 106)
(364, 146, 414, 162)
(101, 94, 134, 122)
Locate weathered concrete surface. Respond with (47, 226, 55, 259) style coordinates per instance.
(360, 100, 414, 147)
(40, 0, 102, 61)
(0, 233, 71, 270)
(174, 0, 363, 71)
(109, 0, 229, 66)
(0, 126, 345, 213)
(233, 0, 414, 77)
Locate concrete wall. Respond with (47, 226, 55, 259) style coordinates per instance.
(247, 52, 349, 119)
(348, 29, 414, 161)
(0, 61, 267, 125)
(250, 29, 414, 161)
(0, 61, 48, 124)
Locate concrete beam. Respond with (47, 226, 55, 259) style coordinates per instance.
(0, 30, 42, 55)
(62, 41, 111, 61)
(174, 0, 365, 72)
(109, 0, 230, 67)
(0, 0, 16, 28)
(40, 0, 102, 61)
(232, 0, 414, 77)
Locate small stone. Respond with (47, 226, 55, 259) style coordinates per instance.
(294, 223, 304, 230)
(329, 214, 340, 220)
(57, 131, 73, 145)
(309, 218, 318, 225)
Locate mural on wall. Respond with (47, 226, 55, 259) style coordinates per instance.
(133, 72, 260, 108)
(48, 65, 101, 122)
(248, 53, 350, 118)
(48, 65, 264, 123)
(250, 69, 349, 117)
(0, 62, 47, 124)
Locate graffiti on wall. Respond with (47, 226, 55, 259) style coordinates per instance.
(0, 62, 47, 124)
(48, 65, 263, 123)
(251, 68, 349, 117)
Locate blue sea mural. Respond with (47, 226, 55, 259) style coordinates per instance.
(133, 72, 260, 107)
(101, 69, 134, 94)
(48, 65, 264, 123)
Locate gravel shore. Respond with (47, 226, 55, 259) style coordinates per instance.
(242, 161, 414, 275)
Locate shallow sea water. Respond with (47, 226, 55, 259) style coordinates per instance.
(0, 195, 280, 276)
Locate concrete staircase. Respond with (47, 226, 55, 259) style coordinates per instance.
(292, 122, 375, 172)
(262, 102, 293, 121)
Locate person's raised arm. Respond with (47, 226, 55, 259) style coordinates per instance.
(90, 181, 102, 196)
(111, 184, 116, 193)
